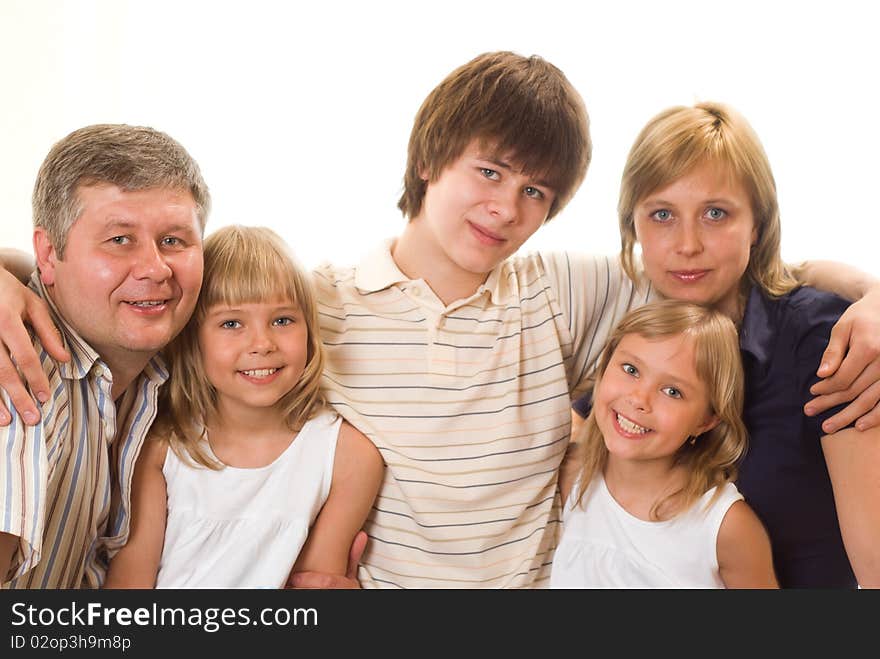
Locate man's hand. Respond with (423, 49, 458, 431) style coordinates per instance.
(286, 530, 367, 589)
(806, 286, 880, 433)
(0, 268, 69, 426)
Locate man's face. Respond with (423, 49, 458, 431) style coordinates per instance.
(36, 183, 204, 370)
(414, 139, 556, 279)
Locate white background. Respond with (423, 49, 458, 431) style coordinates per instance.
(1, 0, 877, 273)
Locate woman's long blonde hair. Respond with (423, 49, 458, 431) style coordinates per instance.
(575, 300, 747, 520)
(154, 224, 327, 468)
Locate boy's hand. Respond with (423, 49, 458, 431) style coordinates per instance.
(0, 268, 69, 426)
(286, 530, 366, 589)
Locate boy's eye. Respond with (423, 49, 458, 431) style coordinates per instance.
(661, 386, 682, 399)
(480, 167, 500, 180)
(622, 363, 638, 376)
(651, 209, 672, 222)
(705, 208, 727, 221)
(220, 320, 241, 329)
(524, 186, 544, 200)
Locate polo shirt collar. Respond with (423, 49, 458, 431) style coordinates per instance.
(28, 271, 168, 385)
(353, 239, 514, 305)
(354, 239, 409, 292)
(738, 285, 774, 368)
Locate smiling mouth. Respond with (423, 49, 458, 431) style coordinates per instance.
(239, 368, 280, 378)
(125, 299, 169, 307)
(467, 221, 505, 245)
(615, 411, 651, 435)
(669, 270, 709, 282)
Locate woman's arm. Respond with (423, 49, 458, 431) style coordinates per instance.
(103, 438, 169, 588)
(821, 425, 880, 588)
(716, 500, 779, 589)
(289, 421, 384, 588)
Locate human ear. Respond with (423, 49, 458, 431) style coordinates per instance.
(694, 413, 720, 437)
(33, 228, 58, 286)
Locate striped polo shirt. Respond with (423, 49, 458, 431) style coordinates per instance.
(1, 275, 167, 589)
(314, 242, 649, 588)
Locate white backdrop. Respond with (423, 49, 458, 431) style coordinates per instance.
(1, 0, 877, 273)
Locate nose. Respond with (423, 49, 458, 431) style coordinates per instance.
(487, 184, 519, 224)
(248, 325, 276, 355)
(132, 241, 173, 281)
(625, 382, 652, 413)
(674, 219, 704, 257)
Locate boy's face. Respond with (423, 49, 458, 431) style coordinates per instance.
(413, 139, 556, 279)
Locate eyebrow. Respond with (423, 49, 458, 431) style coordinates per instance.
(641, 196, 740, 207)
(103, 219, 199, 234)
(207, 303, 301, 315)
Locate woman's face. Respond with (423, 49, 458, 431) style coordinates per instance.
(633, 162, 757, 318)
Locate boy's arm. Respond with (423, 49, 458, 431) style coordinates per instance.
(796, 260, 880, 432)
(821, 425, 880, 588)
(716, 501, 779, 589)
(0, 248, 37, 282)
(103, 438, 168, 588)
(288, 421, 384, 589)
(0, 252, 69, 426)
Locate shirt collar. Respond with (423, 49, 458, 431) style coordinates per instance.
(353, 238, 515, 305)
(28, 271, 168, 385)
(738, 285, 774, 367)
(353, 239, 410, 292)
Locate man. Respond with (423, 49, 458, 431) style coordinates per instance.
(2, 53, 879, 589)
(0, 124, 207, 587)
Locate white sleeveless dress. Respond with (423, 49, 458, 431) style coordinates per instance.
(155, 410, 341, 588)
(550, 474, 743, 588)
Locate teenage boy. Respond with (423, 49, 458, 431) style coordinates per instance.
(305, 52, 644, 587)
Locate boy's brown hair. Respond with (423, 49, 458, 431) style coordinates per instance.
(398, 51, 591, 221)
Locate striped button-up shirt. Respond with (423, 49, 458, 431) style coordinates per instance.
(314, 243, 649, 588)
(1, 274, 167, 588)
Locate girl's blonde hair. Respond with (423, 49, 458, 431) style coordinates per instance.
(155, 224, 326, 468)
(575, 300, 747, 520)
(619, 102, 798, 299)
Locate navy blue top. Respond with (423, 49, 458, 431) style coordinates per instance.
(572, 286, 857, 588)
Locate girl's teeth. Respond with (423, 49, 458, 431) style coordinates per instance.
(242, 368, 278, 377)
(617, 413, 649, 434)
